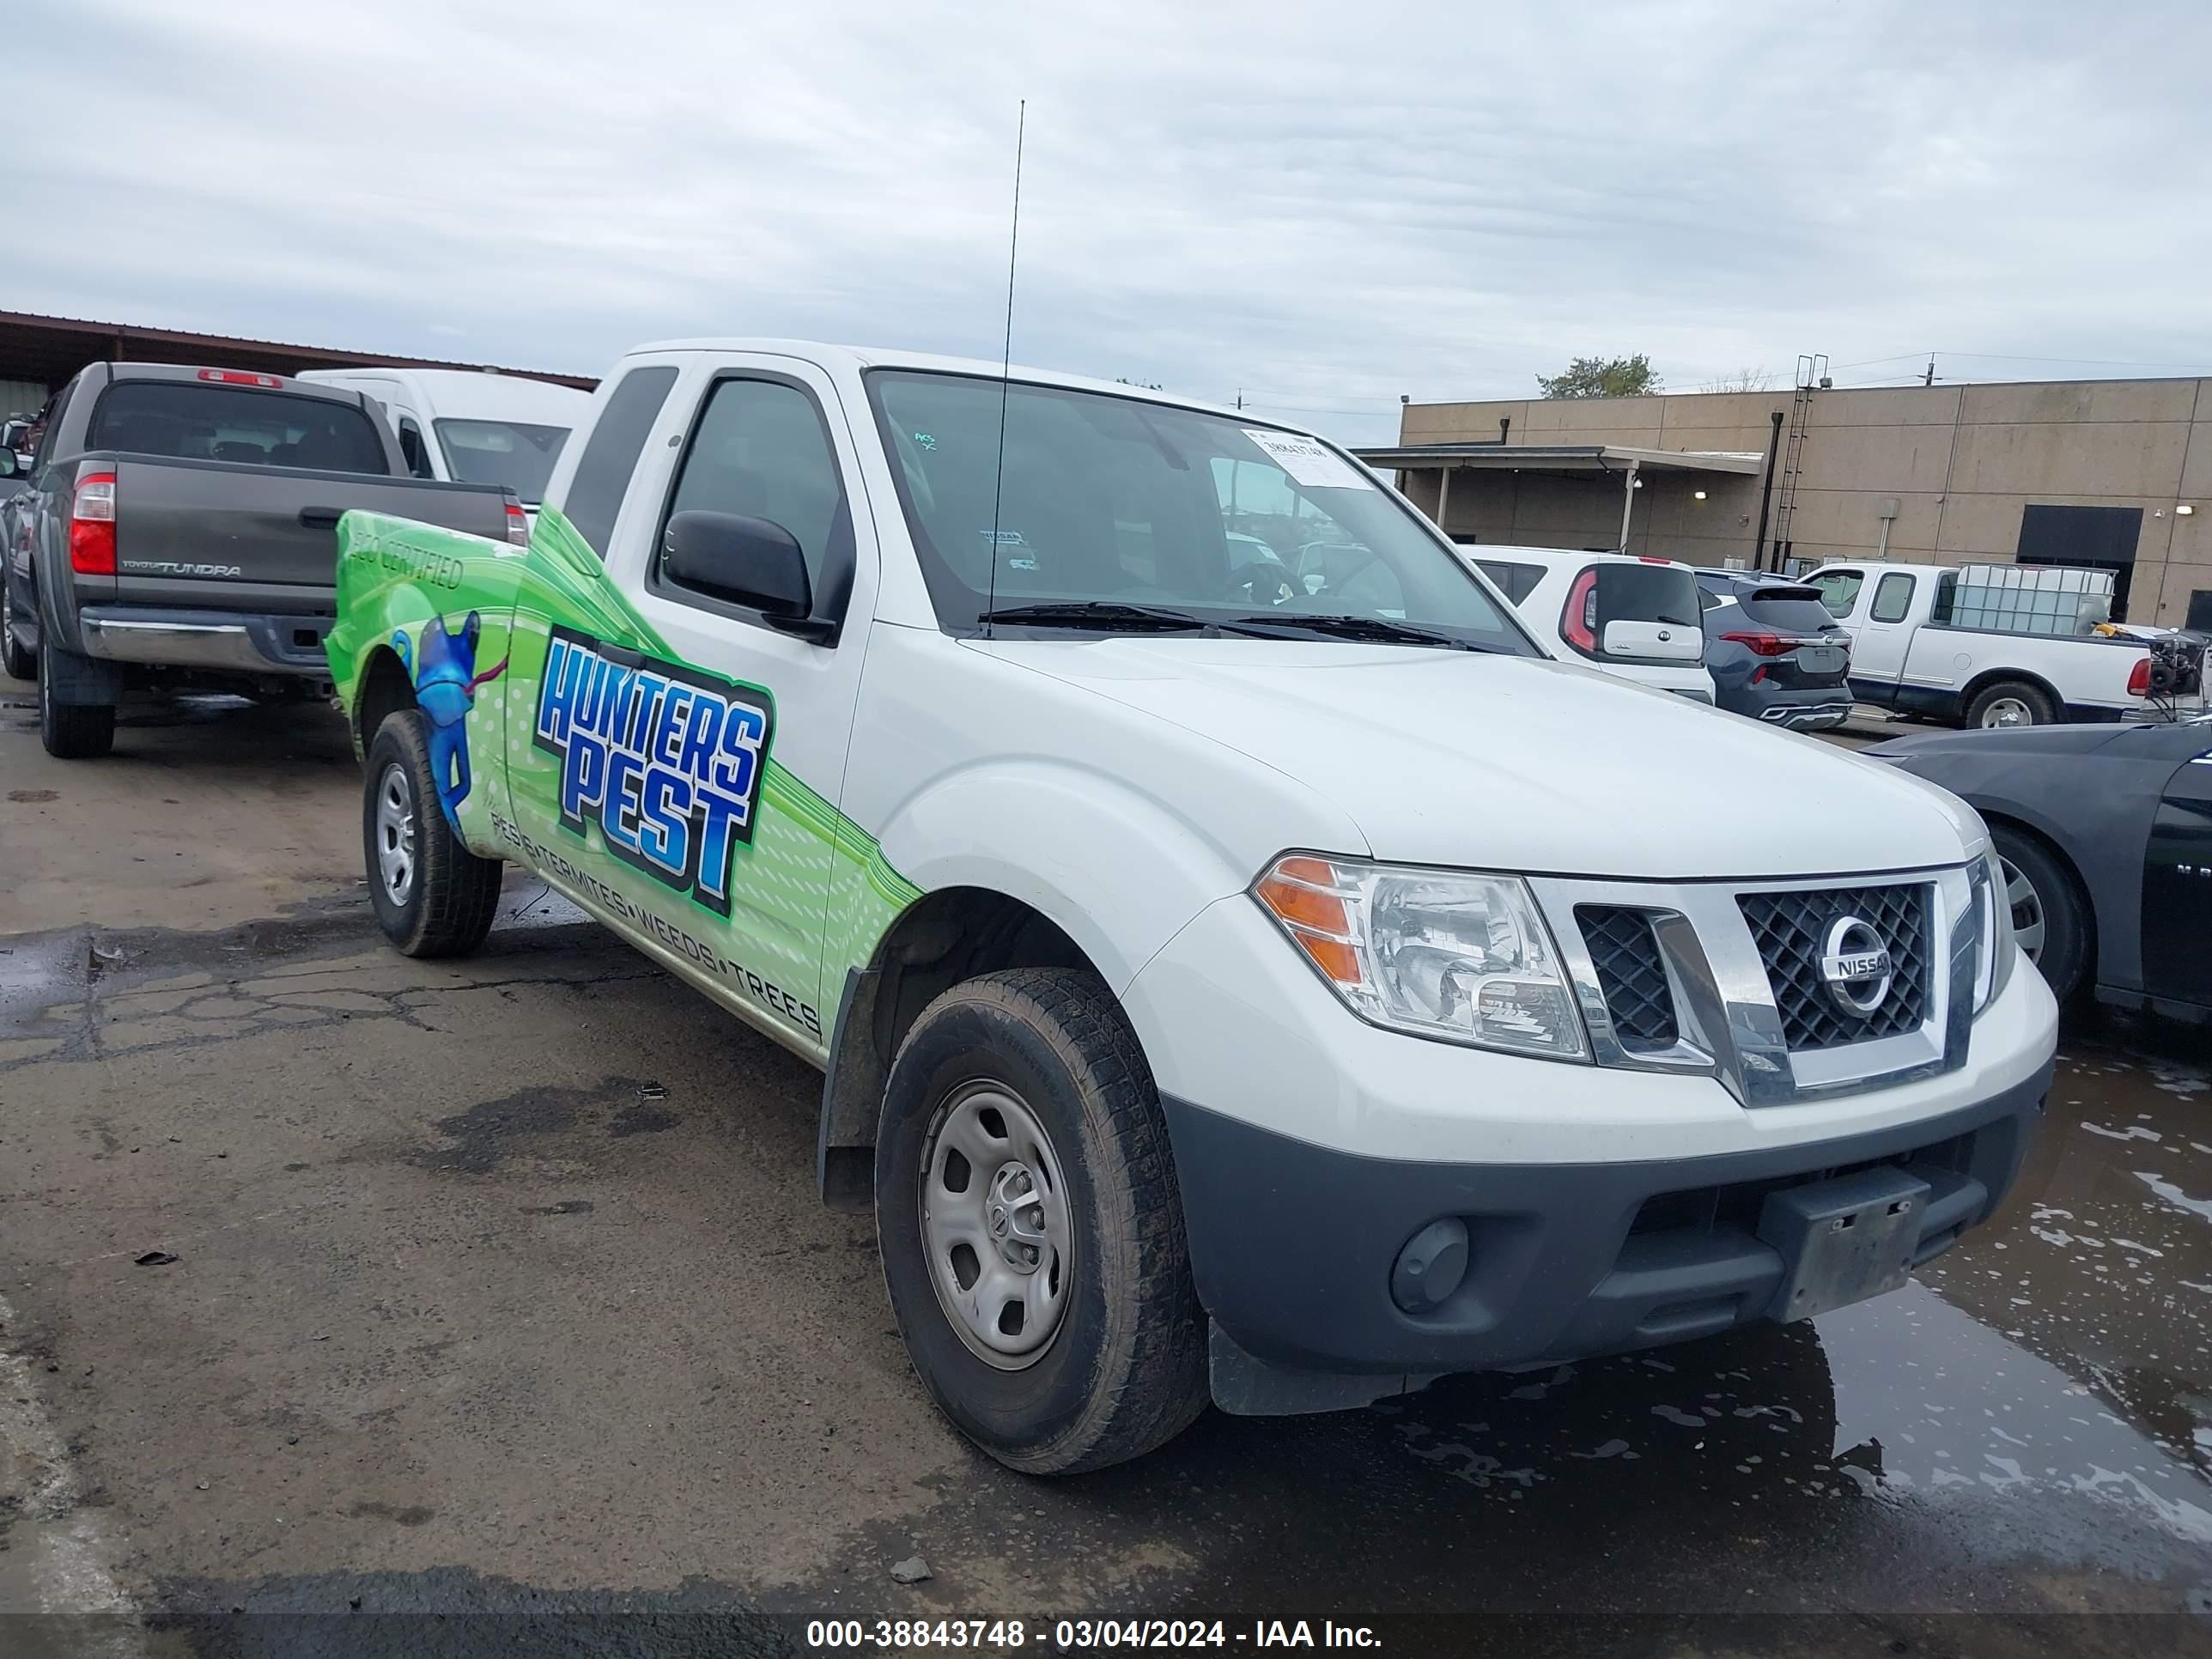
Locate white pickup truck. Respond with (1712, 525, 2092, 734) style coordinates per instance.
(1803, 561, 2154, 728)
(325, 340, 2058, 1473)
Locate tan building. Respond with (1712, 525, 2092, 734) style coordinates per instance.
(1361, 377, 2212, 628)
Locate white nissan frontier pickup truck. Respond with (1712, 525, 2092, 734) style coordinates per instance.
(324, 340, 2058, 1473)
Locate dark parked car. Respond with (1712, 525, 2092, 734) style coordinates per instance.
(1696, 571, 1854, 732)
(1869, 716, 2212, 1018)
(4, 362, 526, 757)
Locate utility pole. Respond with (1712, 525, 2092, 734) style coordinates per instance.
(1922, 356, 1939, 387)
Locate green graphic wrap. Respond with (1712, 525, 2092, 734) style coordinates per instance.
(328, 507, 921, 1055)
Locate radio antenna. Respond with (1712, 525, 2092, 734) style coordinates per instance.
(981, 100, 1025, 639)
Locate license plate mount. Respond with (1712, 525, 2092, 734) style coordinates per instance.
(1758, 1167, 1930, 1322)
(1801, 646, 1845, 675)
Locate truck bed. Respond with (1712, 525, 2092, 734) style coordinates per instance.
(1884, 621, 2150, 720)
(25, 453, 518, 699)
(101, 451, 514, 605)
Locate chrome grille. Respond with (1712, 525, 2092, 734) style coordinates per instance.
(1737, 883, 1930, 1052)
(1576, 906, 1678, 1049)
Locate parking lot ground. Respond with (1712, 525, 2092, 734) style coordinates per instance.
(3, 683, 2212, 1656)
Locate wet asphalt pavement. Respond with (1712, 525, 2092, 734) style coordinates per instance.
(1, 684, 2209, 1656)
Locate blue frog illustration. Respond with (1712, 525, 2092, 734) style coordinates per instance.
(394, 612, 507, 828)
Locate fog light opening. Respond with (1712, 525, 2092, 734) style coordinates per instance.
(1390, 1218, 1471, 1315)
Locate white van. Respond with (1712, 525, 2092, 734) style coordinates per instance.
(297, 368, 591, 513)
(1460, 544, 1717, 702)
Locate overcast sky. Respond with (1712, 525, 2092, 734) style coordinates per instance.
(20, 0, 2212, 443)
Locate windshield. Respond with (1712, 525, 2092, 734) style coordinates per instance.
(433, 418, 571, 504)
(864, 371, 1536, 653)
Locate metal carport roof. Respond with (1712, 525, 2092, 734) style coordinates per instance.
(0, 310, 596, 402)
(1353, 442, 1763, 475)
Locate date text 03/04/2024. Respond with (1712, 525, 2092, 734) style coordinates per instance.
(803, 1618, 1382, 1648)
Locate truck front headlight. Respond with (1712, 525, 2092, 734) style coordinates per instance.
(1253, 854, 1589, 1061)
(1972, 848, 2018, 1014)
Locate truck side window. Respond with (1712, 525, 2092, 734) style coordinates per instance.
(658, 376, 851, 611)
(31, 380, 76, 471)
(397, 420, 437, 481)
(564, 365, 679, 558)
(1870, 572, 1915, 623)
(1813, 570, 1863, 618)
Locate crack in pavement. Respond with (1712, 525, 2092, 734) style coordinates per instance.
(2, 932, 669, 1077)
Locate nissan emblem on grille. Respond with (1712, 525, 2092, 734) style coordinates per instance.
(1819, 915, 1893, 1017)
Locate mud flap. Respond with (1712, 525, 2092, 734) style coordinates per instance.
(817, 966, 880, 1212)
(1207, 1322, 1439, 1418)
(42, 639, 124, 705)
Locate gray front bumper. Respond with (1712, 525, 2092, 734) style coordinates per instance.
(1166, 1060, 2047, 1413)
(78, 608, 331, 678)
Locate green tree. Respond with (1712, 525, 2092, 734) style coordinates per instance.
(1535, 354, 1662, 398)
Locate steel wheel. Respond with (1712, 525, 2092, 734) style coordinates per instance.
(920, 1080, 1073, 1370)
(374, 762, 417, 907)
(1978, 695, 2034, 728)
(2001, 853, 2045, 963)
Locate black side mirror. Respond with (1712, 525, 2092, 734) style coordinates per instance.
(663, 510, 831, 639)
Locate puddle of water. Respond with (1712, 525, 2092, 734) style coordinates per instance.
(2136, 1171, 2212, 1224)
(0, 929, 88, 1025)
(1821, 1283, 2211, 1539)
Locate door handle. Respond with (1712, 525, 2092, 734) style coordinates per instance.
(596, 642, 647, 669)
(298, 506, 343, 530)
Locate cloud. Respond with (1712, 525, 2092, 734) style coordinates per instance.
(24, 0, 2212, 442)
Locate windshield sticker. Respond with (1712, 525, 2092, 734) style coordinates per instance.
(532, 627, 775, 918)
(1240, 428, 1370, 490)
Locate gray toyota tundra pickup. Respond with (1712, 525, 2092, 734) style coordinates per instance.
(2, 362, 526, 757)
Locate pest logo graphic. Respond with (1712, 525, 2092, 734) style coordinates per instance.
(532, 628, 774, 917)
(396, 612, 507, 828)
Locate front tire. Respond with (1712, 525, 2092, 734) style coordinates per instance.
(37, 634, 114, 758)
(362, 709, 502, 958)
(1992, 824, 2089, 1004)
(875, 968, 1208, 1474)
(1966, 678, 2055, 729)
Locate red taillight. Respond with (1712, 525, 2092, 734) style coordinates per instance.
(69, 471, 117, 574)
(1721, 628, 1790, 658)
(504, 500, 529, 546)
(197, 368, 283, 388)
(2128, 655, 2151, 697)
(1561, 568, 1598, 653)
